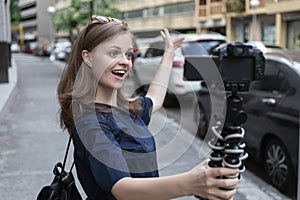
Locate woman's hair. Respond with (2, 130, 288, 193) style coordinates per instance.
(57, 16, 142, 133)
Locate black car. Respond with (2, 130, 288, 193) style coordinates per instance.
(194, 54, 299, 196)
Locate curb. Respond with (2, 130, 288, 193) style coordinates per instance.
(0, 58, 18, 120)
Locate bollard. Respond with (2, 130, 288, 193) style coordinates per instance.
(0, 41, 9, 83)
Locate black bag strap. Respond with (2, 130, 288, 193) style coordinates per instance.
(62, 135, 75, 172)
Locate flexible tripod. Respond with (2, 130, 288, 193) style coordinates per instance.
(197, 84, 249, 199)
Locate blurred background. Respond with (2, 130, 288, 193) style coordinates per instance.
(1, 0, 300, 199)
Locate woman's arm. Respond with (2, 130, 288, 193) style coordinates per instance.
(111, 160, 239, 200)
(146, 28, 184, 113)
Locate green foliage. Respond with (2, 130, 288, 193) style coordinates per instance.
(227, 0, 246, 14)
(10, 0, 21, 24)
(53, 0, 121, 43)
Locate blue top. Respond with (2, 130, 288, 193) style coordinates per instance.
(72, 96, 159, 200)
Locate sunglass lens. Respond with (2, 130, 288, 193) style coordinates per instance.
(96, 16, 109, 23)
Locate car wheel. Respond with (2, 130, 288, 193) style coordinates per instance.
(195, 104, 208, 139)
(263, 138, 296, 194)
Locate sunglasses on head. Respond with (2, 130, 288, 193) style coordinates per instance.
(84, 15, 128, 38)
(89, 15, 127, 26)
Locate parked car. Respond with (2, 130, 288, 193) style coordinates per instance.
(33, 39, 51, 56)
(51, 40, 72, 61)
(246, 41, 284, 52)
(10, 42, 20, 53)
(194, 54, 299, 196)
(23, 41, 37, 54)
(132, 32, 226, 106)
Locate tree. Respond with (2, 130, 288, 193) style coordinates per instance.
(53, 0, 121, 43)
(10, 0, 21, 25)
(226, 0, 246, 14)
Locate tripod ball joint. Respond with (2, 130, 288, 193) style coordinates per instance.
(226, 94, 247, 126)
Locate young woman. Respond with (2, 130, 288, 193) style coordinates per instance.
(57, 15, 239, 200)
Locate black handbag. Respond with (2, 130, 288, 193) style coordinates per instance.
(36, 136, 83, 200)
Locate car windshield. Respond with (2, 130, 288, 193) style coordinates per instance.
(197, 40, 224, 54)
(182, 42, 208, 56)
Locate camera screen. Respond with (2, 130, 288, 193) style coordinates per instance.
(221, 56, 255, 83)
(183, 56, 255, 84)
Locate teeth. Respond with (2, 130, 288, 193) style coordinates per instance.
(112, 70, 126, 77)
(113, 70, 125, 74)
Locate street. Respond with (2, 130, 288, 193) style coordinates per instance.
(0, 53, 292, 200)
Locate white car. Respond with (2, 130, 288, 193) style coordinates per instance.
(11, 42, 20, 53)
(132, 33, 226, 106)
(51, 40, 72, 61)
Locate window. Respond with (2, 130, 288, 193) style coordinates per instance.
(123, 2, 194, 19)
(123, 9, 143, 19)
(182, 42, 207, 56)
(164, 2, 194, 15)
(250, 62, 290, 93)
(145, 43, 164, 58)
(200, 0, 206, 5)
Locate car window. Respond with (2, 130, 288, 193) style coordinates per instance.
(144, 47, 164, 58)
(182, 42, 208, 56)
(197, 40, 225, 54)
(250, 62, 291, 94)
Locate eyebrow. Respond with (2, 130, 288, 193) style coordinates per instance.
(109, 46, 134, 51)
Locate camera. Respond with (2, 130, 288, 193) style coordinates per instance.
(183, 42, 265, 91)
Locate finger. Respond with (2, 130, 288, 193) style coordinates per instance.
(211, 167, 240, 177)
(173, 37, 185, 47)
(217, 178, 239, 189)
(174, 37, 185, 43)
(160, 30, 166, 39)
(205, 187, 237, 200)
(215, 188, 237, 200)
(196, 188, 236, 200)
(162, 28, 170, 38)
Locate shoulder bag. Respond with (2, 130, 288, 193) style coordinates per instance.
(36, 135, 83, 200)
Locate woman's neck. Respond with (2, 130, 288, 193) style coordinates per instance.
(95, 86, 118, 106)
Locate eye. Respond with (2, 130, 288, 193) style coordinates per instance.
(125, 52, 133, 60)
(109, 50, 120, 58)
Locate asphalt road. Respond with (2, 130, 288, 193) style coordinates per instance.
(0, 53, 293, 200)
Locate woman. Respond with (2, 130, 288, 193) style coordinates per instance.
(57, 15, 239, 200)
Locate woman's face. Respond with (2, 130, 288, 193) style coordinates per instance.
(89, 32, 133, 90)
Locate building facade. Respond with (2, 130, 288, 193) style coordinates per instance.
(115, 0, 300, 49)
(18, 0, 54, 43)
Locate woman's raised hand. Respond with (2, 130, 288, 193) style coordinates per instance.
(160, 28, 185, 54)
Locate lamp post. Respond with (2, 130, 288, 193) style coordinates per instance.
(47, 6, 56, 46)
(250, 0, 260, 41)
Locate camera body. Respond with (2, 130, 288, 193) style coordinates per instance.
(184, 42, 265, 91)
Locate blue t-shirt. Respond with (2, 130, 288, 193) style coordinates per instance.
(72, 96, 158, 200)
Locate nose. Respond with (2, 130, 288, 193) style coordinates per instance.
(118, 53, 131, 66)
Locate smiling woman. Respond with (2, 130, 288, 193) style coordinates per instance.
(56, 15, 239, 200)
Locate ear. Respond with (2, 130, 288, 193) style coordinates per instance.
(81, 50, 93, 68)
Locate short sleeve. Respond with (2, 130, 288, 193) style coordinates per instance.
(139, 96, 153, 125)
(75, 114, 131, 192)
